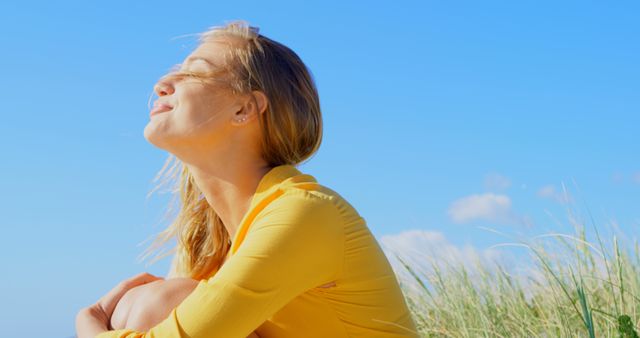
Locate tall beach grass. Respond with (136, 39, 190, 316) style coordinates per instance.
(386, 200, 640, 337)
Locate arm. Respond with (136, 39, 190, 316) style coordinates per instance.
(114, 278, 197, 331)
(76, 306, 110, 338)
(76, 273, 164, 338)
(95, 194, 345, 338)
(110, 279, 165, 330)
(103, 278, 261, 337)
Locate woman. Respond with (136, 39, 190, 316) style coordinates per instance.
(76, 20, 420, 338)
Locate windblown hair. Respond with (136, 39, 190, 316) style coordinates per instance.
(137, 20, 323, 280)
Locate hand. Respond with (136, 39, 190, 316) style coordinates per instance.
(95, 272, 165, 324)
(76, 272, 164, 338)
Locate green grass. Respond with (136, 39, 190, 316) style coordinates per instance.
(391, 208, 640, 337)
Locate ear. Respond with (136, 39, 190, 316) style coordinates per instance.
(249, 90, 269, 116)
(233, 90, 269, 125)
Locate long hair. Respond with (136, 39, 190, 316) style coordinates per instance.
(137, 20, 323, 280)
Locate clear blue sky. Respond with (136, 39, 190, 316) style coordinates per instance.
(1, 1, 638, 336)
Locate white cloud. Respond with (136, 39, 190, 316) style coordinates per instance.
(447, 193, 513, 224)
(537, 184, 573, 204)
(379, 230, 506, 272)
(379, 228, 615, 305)
(484, 173, 512, 191)
(378, 229, 507, 298)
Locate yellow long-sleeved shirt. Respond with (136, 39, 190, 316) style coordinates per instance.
(96, 164, 420, 338)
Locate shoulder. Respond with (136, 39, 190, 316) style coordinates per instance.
(243, 187, 347, 251)
(257, 189, 345, 255)
(256, 188, 344, 228)
(235, 187, 346, 272)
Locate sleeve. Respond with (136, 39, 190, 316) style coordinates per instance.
(95, 193, 345, 338)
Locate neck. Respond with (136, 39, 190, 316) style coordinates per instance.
(184, 157, 272, 241)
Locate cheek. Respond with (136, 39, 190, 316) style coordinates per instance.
(143, 105, 224, 148)
(176, 98, 233, 137)
(168, 90, 213, 126)
(143, 88, 233, 147)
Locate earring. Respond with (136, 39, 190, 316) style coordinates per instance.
(236, 116, 247, 123)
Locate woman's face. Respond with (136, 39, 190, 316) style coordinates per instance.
(143, 39, 244, 154)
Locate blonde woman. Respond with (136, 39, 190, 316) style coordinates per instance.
(76, 20, 420, 338)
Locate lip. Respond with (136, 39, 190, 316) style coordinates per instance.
(150, 102, 174, 117)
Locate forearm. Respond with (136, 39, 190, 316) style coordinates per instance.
(117, 278, 262, 337)
(76, 306, 110, 338)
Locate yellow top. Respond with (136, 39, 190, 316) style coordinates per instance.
(96, 164, 420, 338)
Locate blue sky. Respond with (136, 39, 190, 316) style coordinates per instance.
(1, 1, 638, 337)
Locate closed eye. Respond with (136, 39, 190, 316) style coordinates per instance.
(160, 63, 228, 84)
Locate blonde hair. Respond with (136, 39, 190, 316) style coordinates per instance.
(138, 20, 323, 280)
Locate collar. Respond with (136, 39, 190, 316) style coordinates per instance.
(252, 164, 304, 202)
(229, 164, 316, 253)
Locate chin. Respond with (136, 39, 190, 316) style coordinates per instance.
(143, 125, 170, 150)
(143, 125, 156, 144)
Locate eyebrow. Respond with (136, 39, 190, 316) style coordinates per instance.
(184, 56, 217, 67)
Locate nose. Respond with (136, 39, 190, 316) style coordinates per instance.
(153, 76, 175, 96)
